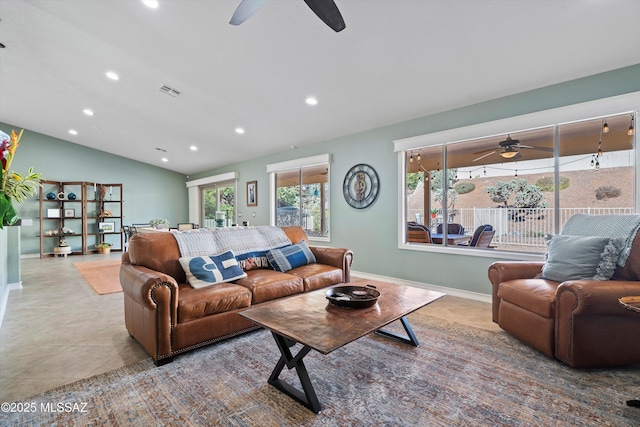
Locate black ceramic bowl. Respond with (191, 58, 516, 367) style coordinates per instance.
(326, 284, 380, 309)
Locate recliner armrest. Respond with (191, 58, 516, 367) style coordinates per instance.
(555, 279, 640, 367)
(556, 279, 640, 317)
(488, 261, 545, 322)
(488, 261, 545, 286)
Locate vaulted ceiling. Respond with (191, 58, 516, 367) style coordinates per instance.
(1, 0, 639, 175)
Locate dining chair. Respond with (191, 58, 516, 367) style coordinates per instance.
(436, 223, 465, 235)
(407, 222, 432, 243)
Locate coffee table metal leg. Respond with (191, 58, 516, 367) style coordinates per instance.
(268, 332, 322, 414)
(375, 316, 419, 346)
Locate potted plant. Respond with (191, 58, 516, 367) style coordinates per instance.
(149, 218, 169, 229)
(95, 242, 112, 254)
(430, 208, 438, 219)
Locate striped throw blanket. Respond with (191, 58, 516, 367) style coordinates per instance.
(561, 214, 640, 266)
(171, 226, 291, 260)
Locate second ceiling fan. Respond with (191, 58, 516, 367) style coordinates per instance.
(472, 135, 554, 162)
(230, 0, 346, 32)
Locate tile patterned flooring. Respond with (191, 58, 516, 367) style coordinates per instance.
(0, 254, 501, 403)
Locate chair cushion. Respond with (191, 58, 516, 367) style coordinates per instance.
(497, 279, 560, 318)
(541, 235, 624, 282)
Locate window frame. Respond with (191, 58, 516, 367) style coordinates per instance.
(394, 92, 640, 260)
(186, 172, 239, 227)
(267, 154, 331, 242)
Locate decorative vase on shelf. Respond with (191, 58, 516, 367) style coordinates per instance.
(0, 193, 18, 229)
(67, 192, 77, 200)
(46, 192, 56, 200)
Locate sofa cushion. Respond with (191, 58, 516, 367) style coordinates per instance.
(266, 241, 316, 272)
(541, 235, 624, 282)
(235, 269, 304, 304)
(288, 263, 344, 292)
(179, 251, 247, 288)
(177, 282, 252, 323)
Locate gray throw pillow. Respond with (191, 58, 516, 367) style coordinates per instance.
(541, 235, 624, 282)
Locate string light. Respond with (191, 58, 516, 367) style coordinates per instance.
(630, 115, 635, 136)
(602, 118, 609, 133)
(409, 153, 414, 162)
(416, 152, 421, 161)
(515, 169, 518, 177)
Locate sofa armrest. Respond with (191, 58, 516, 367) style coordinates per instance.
(556, 280, 640, 367)
(120, 261, 180, 362)
(488, 261, 544, 322)
(309, 246, 354, 283)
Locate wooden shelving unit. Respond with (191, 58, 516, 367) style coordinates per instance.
(39, 181, 124, 258)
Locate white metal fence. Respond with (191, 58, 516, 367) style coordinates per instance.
(410, 207, 634, 251)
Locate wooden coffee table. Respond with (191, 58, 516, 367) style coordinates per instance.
(239, 279, 445, 413)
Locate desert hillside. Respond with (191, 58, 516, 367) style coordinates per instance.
(409, 166, 633, 211)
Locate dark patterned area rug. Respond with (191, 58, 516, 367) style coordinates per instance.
(3, 311, 640, 426)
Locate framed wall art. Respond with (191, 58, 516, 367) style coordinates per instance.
(64, 208, 75, 218)
(99, 222, 115, 233)
(247, 181, 257, 206)
(47, 208, 61, 218)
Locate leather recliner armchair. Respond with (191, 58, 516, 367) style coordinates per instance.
(488, 232, 640, 368)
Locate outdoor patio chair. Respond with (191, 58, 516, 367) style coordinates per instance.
(436, 223, 464, 235)
(407, 222, 431, 243)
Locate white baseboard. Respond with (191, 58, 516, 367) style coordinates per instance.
(350, 270, 492, 304)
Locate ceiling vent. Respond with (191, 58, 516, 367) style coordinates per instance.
(159, 85, 181, 98)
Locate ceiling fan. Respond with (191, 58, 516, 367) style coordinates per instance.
(229, 0, 346, 32)
(472, 135, 554, 162)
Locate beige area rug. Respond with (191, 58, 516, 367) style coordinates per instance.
(2, 312, 639, 426)
(73, 259, 122, 295)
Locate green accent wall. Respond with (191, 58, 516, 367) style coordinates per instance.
(189, 64, 640, 295)
(0, 124, 189, 255)
(5, 64, 639, 295)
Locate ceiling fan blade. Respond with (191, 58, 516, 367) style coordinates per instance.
(473, 151, 497, 162)
(519, 145, 554, 152)
(303, 0, 346, 32)
(230, 0, 268, 26)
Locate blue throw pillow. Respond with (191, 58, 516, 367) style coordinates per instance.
(266, 241, 316, 272)
(179, 250, 247, 288)
(541, 235, 624, 282)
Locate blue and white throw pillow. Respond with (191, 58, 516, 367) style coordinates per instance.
(266, 241, 316, 272)
(179, 250, 247, 288)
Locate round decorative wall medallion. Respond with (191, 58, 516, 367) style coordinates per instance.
(343, 163, 380, 209)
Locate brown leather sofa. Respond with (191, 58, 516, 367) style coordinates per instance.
(488, 232, 640, 368)
(120, 226, 353, 365)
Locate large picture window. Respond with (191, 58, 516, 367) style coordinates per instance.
(268, 155, 330, 240)
(396, 96, 638, 256)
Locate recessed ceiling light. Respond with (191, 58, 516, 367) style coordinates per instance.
(69, 129, 78, 135)
(142, 0, 159, 9)
(235, 127, 245, 135)
(161, 157, 168, 162)
(305, 96, 318, 106)
(83, 109, 94, 116)
(105, 71, 119, 81)
(189, 145, 198, 151)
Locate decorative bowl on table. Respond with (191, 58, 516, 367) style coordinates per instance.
(326, 284, 380, 309)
